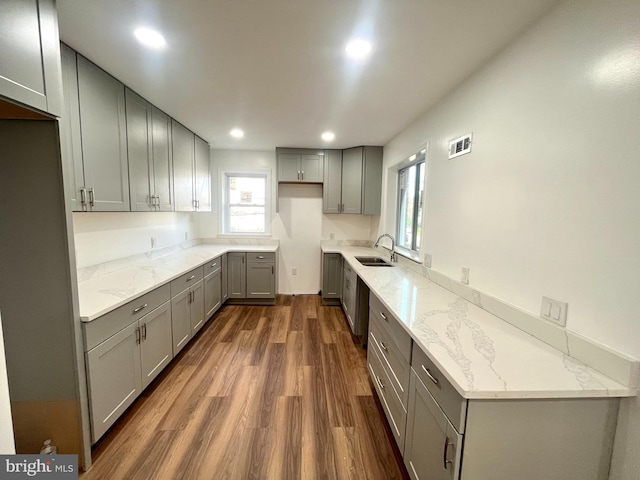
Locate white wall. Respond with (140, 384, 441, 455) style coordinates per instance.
(73, 212, 197, 268)
(200, 149, 378, 294)
(380, 0, 639, 477)
(0, 312, 15, 454)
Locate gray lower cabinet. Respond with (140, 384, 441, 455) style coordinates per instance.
(204, 266, 222, 319)
(227, 252, 247, 298)
(321, 253, 343, 304)
(246, 262, 275, 298)
(342, 262, 357, 331)
(85, 298, 173, 443)
(75, 54, 130, 211)
(0, 0, 62, 116)
(323, 146, 383, 214)
(221, 254, 228, 302)
(276, 148, 324, 183)
(126, 88, 174, 212)
(170, 278, 204, 355)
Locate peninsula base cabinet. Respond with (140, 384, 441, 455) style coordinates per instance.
(227, 252, 276, 305)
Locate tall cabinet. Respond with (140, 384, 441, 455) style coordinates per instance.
(173, 121, 211, 212)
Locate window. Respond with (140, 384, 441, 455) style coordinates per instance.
(222, 173, 268, 234)
(397, 153, 426, 253)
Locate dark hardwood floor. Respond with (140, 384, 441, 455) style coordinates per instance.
(81, 295, 409, 480)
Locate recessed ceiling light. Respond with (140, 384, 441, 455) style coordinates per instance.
(134, 27, 166, 50)
(345, 39, 372, 60)
(321, 131, 335, 142)
(230, 128, 244, 139)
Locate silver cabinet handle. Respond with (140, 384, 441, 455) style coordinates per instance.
(88, 188, 95, 207)
(297, 171, 300, 181)
(380, 312, 387, 321)
(135, 327, 141, 344)
(337, 203, 341, 213)
(141, 323, 147, 340)
(443, 437, 453, 469)
(186, 275, 195, 281)
(133, 303, 148, 313)
(422, 365, 439, 385)
(301, 171, 304, 180)
(211, 262, 217, 268)
(257, 255, 265, 259)
(380, 341, 388, 352)
(375, 375, 385, 390)
(272, 265, 274, 275)
(80, 188, 87, 207)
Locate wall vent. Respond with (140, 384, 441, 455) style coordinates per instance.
(448, 133, 472, 159)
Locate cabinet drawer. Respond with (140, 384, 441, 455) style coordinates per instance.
(412, 343, 467, 433)
(369, 322, 410, 407)
(83, 283, 170, 351)
(246, 252, 275, 263)
(170, 266, 204, 296)
(204, 255, 222, 277)
(369, 293, 412, 363)
(367, 338, 407, 452)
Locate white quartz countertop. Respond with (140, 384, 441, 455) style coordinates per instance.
(322, 245, 634, 399)
(78, 244, 278, 322)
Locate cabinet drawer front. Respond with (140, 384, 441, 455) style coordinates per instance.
(204, 255, 222, 276)
(170, 266, 204, 296)
(83, 283, 171, 351)
(412, 344, 467, 433)
(370, 323, 410, 407)
(369, 293, 412, 363)
(246, 252, 275, 263)
(367, 339, 407, 451)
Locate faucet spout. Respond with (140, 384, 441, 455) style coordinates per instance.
(374, 234, 397, 262)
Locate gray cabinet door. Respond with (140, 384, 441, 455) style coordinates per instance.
(227, 252, 246, 298)
(221, 254, 228, 301)
(300, 154, 323, 183)
(205, 269, 222, 319)
(126, 88, 153, 212)
(404, 369, 461, 480)
(0, 0, 62, 115)
(322, 253, 343, 298)
(362, 146, 383, 215)
(194, 135, 211, 211)
(171, 288, 192, 355)
(85, 322, 142, 442)
(341, 147, 364, 214)
(172, 120, 195, 211)
(190, 280, 205, 334)
(59, 44, 84, 211)
(323, 150, 342, 213)
(246, 263, 275, 298)
(77, 55, 130, 211)
(151, 107, 174, 211)
(278, 153, 300, 182)
(139, 301, 173, 389)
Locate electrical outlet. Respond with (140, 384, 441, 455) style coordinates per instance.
(461, 267, 470, 285)
(540, 296, 568, 327)
(423, 253, 432, 268)
(151, 237, 156, 248)
(292, 267, 297, 276)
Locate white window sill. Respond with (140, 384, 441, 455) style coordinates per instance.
(218, 233, 272, 238)
(395, 246, 421, 263)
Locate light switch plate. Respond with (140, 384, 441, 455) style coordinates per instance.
(540, 296, 568, 327)
(424, 253, 432, 268)
(461, 267, 470, 285)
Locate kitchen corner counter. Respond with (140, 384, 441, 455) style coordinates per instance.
(322, 245, 635, 400)
(78, 244, 279, 322)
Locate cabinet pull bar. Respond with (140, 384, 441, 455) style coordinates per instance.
(186, 275, 195, 281)
(380, 341, 388, 352)
(80, 188, 87, 206)
(272, 266, 274, 275)
(301, 171, 304, 180)
(257, 255, 265, 259)
(380, 312, 387, 321)
(211, 263, 217, 267)
(443, 437, 453, 469)
(88, 188, 95, 207)
(135, 327, 141, 344)
(375, 375, 385, 390)
(133, 303, 148, 313)
(141, 323, 147, 340)
(422, 365, 439, 385)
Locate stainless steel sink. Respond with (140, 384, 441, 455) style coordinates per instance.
(355, 256, 393, 267)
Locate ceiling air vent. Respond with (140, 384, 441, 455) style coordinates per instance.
(448, 133, 472, 159)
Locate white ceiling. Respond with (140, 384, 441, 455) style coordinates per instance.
(57, 0, 559, 151)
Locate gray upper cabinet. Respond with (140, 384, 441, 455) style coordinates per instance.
(0, 0, 62, 116)
(126, 88, 174, 211)
(194, 135, 211, 211)
(323, 146, 383, 215)
(276, 148, 324, 183)
(76, 55, 130, 211)
(171, 120, 195, 211)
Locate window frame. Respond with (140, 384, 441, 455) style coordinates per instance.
(396, 154, 426, 255)
(221, 171, 270, 236)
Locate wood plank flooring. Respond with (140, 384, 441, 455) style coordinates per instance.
(81, 295, 408, 480)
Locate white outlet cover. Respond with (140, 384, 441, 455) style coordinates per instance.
(540, 296, 568, 327)
(461, 267, 470, 285)
(423, 253, 432, 268)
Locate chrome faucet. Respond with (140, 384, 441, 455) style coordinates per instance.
(374, 234, 397, 262)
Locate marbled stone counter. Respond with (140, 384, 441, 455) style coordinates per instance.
(78, 244, 278, 322)
(322, 245, 634, 399)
